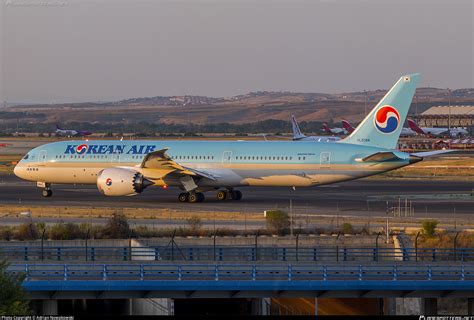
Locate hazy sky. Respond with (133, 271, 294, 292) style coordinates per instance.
(1, 0, 473, 103)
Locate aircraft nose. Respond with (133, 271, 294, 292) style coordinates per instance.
(13, 161, 24, 178)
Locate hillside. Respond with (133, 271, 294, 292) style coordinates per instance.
(5, 87, 474, 126)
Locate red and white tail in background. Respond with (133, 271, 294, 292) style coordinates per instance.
(407, 119, 425, 134)
(341, 120, 355, 134)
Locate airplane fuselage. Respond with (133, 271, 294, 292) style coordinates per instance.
(14, 140, 413, 189)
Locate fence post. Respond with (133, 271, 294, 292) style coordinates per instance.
(282, 248, 287, 261)
(295, 232, 300, 262)
(461, 265, 465, 281)
(25, 264, 29, 281)
(91, 247, 95, 261)
(178, 265, 182, 281)
(85, 229, 90, 262)
(427, 265, 432, 280)
(215, 265, 219, 281)
(219, 248, 223, 261)
(358, 265, 363, 280)
(323, 266, 327, 281)
(155, 247, 159, 261)
(40, 229, 46, 261)
(24, 247, 28, 261)
(454, 232, 460, 261)
(252, 265, 256, 281)
(313, 248, 317, 262)
(255, 232, 259, 261)
(415, 232, 420, 262)
(288, 265, 292, 281)
(102, 264, 107, 280)
(375, 232, 381, 262)
(123, 247, 128, 261)
(57, 247, 61, 261)
(213, 231, 217, 262)
(140, 265, 144, 280)
(343, 248, 347, 262)
(64, 264, 68, 281)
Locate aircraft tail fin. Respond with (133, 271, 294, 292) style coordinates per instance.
(291, 115, 306, 140)
(322, 122, 332, 134)
(340, 74, 420, 149)
(407, 119, 425, 134)
(341, 120, 355, 133)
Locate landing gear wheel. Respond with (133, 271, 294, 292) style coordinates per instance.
(216, 190, 227, 201)
(178, 192, 189, 203)
(197, 192, 205, 202)
(232, 190, 242, 201)
(42, 189, 52, 198)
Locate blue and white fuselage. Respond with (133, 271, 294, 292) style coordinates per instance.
(14, 74, 435, 202)
(14, 140, 415, 187)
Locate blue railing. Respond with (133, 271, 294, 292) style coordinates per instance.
(1, 245, 473, 262)
(7, 263, 474, 282)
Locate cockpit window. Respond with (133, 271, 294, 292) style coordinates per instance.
(23, 154, 29, 160)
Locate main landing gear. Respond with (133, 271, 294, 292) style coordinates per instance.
(178, 189, 243, 203)
(178, 192, 205, 203)
(216, 189, 242, 201)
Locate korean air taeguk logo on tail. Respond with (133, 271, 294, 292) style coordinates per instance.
(374, 105, 400, 134)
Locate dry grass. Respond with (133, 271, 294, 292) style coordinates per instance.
(0, 205, 263, 222)
(415, 231, 474, 248)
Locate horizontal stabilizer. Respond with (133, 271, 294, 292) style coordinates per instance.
(362, 152, 401, 162)
(411, 150, 454, 158)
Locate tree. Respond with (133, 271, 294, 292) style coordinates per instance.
(342, 222, 354, 234)
(14, 223, 38, 240)
(0, 261, 30, 315)
(102, 212, 131, 239)
(49, 223, 84, 240)
(265, 210, 290, 235)
(422, 220, 438, 237)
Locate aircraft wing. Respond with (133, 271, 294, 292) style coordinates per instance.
(410, 150, 454, 158)
(140, 148, 217, 181)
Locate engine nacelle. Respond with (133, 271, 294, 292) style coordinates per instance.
(97, 168, 153, 196)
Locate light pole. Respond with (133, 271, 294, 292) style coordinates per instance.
(447, 88, 452, 130)
(386, 201, 389, 244)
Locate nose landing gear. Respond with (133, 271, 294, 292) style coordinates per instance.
(178, 192, 205, 203)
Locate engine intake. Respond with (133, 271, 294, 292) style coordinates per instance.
(97, 168, 153, 196)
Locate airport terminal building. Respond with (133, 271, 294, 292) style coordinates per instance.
(414, 105, 474, 129)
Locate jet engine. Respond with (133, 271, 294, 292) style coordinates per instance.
(97, 168, 153, 196)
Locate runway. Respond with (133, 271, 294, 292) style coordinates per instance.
(0, 173, 472, 219)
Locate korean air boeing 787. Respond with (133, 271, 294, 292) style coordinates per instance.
(13, 74, 449, 202)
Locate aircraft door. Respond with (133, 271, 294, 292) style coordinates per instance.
(320, 152, 331, 168)
(111, 152, 121, 164)
(39, 150, 47, 163)
(222, 151, 232, 167)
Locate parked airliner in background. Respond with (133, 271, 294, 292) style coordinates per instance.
(408, 119, 469, 138)
(291, 115, 341, 142)
(55, 125, 93, 137)
(341, 120, 355, 134)
(14, 74, 450, 203)
(322, 122, 346, 135)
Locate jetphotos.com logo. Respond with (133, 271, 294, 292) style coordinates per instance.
(4, 0, 68, 7)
